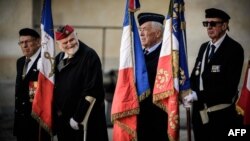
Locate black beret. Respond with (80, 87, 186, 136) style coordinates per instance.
(137, 12, 165, 26)
(205, 8, 230, 22)
(19, 28, 40, 38)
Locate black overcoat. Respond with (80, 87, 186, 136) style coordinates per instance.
(53, 41, 108, 141)
(137, 44, 169, 141)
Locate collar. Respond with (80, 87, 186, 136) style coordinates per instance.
(209, 33, 227, 50)
(25, 48, 40, 73)
(63, 51, 76, 59)
(63, 53, 70, 59)
(144, 41, 162, 54)
(28, 48, 41, 63)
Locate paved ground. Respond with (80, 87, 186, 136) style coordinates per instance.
(0, 81, 193, 141)
(0, 107, 193, 141)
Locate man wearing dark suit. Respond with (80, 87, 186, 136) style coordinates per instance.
(183, 8, 244, 141)
(14, 28, 50, 141)
(137, 12, 169, 141)
(53, 25, 108, 141)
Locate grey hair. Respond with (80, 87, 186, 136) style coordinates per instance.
(151, 21, 164, 32)
(151, 21, 164, 39)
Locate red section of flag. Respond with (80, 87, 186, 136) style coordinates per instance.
(111, 68, 139, 141)
(32, 73, 54, 134)
(153, 54, 179, 141)
(237, 61, 250, 125)
(32, 0, 54, 135)
(153, 55, 174, 94)
(128, 0, 140, 12)
(128, 0, 135, 9)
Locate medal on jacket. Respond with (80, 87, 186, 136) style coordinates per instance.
(195, 62, 201, 76)
(29, 81, 38, 102)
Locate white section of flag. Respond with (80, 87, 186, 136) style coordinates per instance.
(40, 24, 54, 84)
(247, 68, 250, 91)
(119, 26, 133, 69)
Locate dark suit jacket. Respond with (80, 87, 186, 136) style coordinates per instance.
(190, 35, 244, 140)
(14, 53, 41, 139)
(137, 44, 169, 141)
(191, 35, 244, 107)
(53, 41, 108, 141)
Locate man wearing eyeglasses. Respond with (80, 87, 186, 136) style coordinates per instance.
(182, 8, 244, 140)
(14, 28, 50, 141)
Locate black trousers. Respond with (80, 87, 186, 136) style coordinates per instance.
(192, 105, 246, 141)
(16, 128, 51, 141)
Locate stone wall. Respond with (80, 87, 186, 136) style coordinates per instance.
(0, 0, 249, 80)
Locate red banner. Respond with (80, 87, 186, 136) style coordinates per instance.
(237, 60, 250, 125)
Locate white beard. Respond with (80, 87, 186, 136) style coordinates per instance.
(66, 44, 79, 58)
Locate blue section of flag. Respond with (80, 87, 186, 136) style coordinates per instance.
(131, 13, 150, 96)
(123, 0, 130, 27)
(41, 0, 54, 38)
(123, 0, 150, 96)
(172, 0, 190, 91)
(134, 0, 140, 9)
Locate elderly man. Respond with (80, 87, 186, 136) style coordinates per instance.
(137, 12, 169, 141)
(183, 8, 244, 141)
(14, 28, 50, 141)
(53, 25, 108, 141)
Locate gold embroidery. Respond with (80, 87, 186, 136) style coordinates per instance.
(138, 89, 150, 102)
(155, 69, 171, 90)
(114, 121, 137, 141)
(111, 108, 139, 122)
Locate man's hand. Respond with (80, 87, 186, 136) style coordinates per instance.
(183, 99, 192, 108)
(69, 117, 79, 130)
(182, 91, 198, 108)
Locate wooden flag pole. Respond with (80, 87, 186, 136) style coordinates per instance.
(186, 107, 192, 141)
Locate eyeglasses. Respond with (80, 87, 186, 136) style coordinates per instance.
(18, 39, 35, 46)
(202, 21, 224, 27)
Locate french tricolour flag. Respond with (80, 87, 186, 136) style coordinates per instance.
(32, 0, 55, 135)
(153, 0, 190, 140)
(111, 0, 149, 140)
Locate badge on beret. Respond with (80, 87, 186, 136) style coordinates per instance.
(55, 25, 74, 40)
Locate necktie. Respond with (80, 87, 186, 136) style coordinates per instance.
(143, 48, 149, 55)
(57, 58, 71, 71)
(208, 45, 216, 62)
(22, 58, 31, 79)
(63, 58, 71, 66)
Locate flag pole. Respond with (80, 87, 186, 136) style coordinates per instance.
(186, 107, 191, 141)
(38, 124, 41, 141)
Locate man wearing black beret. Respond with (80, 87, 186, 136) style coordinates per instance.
(137, 12, 169, 141)
(14, 28, 50, 141)
(183, 8, 245, 140)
